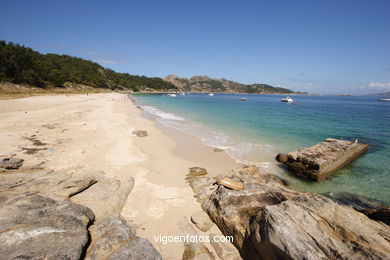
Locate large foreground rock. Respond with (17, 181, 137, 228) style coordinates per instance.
(249, 194, 390, 260)
(0, 170, 161, 259)
(0, 193, 94, 260)
(86, 216, 162, 260)
(187, 165, 390, 260)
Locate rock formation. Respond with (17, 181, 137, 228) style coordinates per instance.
(276, 138, 369, 180)
(86, 216, 161, 260)
(0, 193, 94, 260)
(0, 169, 162, 259)
(187, 165, 390, 260)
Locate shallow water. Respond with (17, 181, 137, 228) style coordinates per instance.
(132, 93, 390, 203)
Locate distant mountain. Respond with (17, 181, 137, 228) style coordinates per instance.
(0, 41, 177, 92)
(164, 74, 294, 94)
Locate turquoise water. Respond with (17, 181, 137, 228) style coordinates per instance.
(132, 93, 390, 203)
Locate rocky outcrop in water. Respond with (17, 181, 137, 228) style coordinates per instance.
(276, 138, 369, 180)
(187, 165, 390, 260)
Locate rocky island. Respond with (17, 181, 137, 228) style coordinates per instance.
(164, 74, 297, 94)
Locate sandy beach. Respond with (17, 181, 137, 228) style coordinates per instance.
(0, 93, 239, 259)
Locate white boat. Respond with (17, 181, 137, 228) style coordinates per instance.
(281, 96, 293, 102)
(167, 94, 176, 97)
(181, 93, 186, 96)
(238, 97, 247, 101)
(208, 93, 214, 96)
(378, 98, 390, 101)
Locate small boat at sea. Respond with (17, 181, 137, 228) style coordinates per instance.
(208, 93, 214, 96)
(167, 94, 176, 97)
(378, 98, 390, 101)
(238, 98, 247, 101)
(281, 96, 293, 102)
(181, 93, 186, 96)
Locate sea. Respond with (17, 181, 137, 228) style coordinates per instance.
(131, 93, 390, 203)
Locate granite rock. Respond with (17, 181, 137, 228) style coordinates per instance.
(86, 215, 162, 260)
(188, 165, 390, 260)
(0, 193, 94, 260)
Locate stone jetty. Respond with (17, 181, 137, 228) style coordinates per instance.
(276, 138, 369, 181)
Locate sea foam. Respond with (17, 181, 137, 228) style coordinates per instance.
(140, 104, 274, 166)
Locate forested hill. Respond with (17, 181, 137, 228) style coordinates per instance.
(0, 41, 177, 92)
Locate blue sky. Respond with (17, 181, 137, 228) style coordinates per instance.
(1, 0, 389, 94)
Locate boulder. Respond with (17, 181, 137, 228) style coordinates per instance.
(0, 157, 24, 170)
(0, 170, 162, 259)
(132, 130, 148, 137)
(191, 211, 214, 232)
(0, 193, 94, 260)
(203, 172, 297, 250)
(86, 216, 162, 260)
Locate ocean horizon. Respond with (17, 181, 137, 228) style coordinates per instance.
(132, 93, 390, 203)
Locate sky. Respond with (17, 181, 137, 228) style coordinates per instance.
(1, 0, 389, 94)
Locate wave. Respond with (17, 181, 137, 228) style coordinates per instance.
(139, 104, 276, 167)
(142, 106, 185, 121)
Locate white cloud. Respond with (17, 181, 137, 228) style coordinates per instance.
(367, 82, 390, 92)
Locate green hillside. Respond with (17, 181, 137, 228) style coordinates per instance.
(0, 41, 177, 92)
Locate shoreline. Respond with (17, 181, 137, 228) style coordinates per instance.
(1, 93, 388, 259)
(0, 93, 241, 259)
(130, 93, 390, 204)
